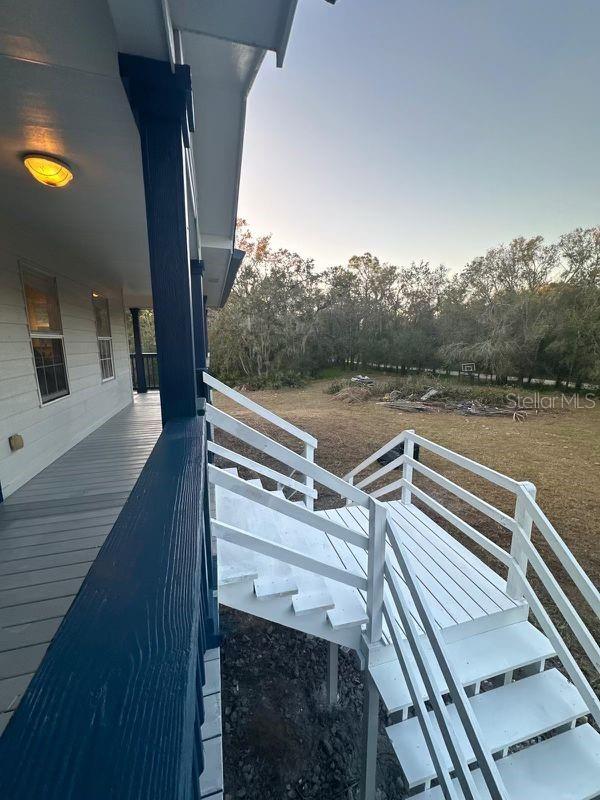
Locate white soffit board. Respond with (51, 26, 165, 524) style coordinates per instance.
(181, 30, 265, 306)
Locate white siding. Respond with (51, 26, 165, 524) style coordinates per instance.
(0, 250, 134, 499)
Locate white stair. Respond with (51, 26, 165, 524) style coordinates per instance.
(414, 724, 600, 800)
(370, 620, 554, 716)
(254, 575, 298, 599)
(292, 590, 334, 616)
(214, 478, 370, 641)
(387, 668, 588, 789)
(207, 400, 600, 800)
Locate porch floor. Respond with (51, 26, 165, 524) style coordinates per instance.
(0, 393, 162, 733)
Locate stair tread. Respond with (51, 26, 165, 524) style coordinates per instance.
(292, 590, 335, 616)
(254, 575, 298, 599)
(218, 563, 259, 585)
(387, 668, 589, 788)
(415, 724, 600, 800)
(370, 621, 554, 714)
(327, 587, 368, 630)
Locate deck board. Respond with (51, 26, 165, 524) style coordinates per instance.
(317, 501, 522, 640)
(0, 393, 162, 719)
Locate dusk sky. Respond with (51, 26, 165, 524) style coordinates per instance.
(238, 0, 600, 273)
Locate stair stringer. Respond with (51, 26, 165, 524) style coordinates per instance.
(219, 578, 364, 651)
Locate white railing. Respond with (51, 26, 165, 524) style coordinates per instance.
(382, 517, 509, 800)
(348, 429, 600, 730)
(203, 371, 317, 509)
(205, 380, 505, 798)
(209, 461, 504, 799)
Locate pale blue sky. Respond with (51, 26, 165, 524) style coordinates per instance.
(238, 0, 600, 272)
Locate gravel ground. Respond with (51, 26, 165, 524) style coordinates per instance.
(220, 608, 403, 800)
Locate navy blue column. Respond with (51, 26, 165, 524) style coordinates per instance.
(120, 55, 196, 425)
(130, 307, 148, 393)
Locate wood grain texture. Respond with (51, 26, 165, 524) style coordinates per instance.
(0, 416, 208, 800)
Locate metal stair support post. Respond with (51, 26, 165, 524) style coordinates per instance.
(366, 497, 386, 645)
(304, 443, 315, 510)
(507, 480, 536, 599)
(360, 497, 387, 800)
(401, 429, 415, 505)
(327, 641, 338, 706)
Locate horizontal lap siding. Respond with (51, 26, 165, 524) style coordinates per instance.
(0, 254, 133, 499)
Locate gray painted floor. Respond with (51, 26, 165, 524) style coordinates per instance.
(0, 392, 162, 734)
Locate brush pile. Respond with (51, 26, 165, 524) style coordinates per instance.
(378, 388, 525, 419)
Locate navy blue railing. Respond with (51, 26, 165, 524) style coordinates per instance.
(0, 416, 214, 800)
(130, 352, 160, 389)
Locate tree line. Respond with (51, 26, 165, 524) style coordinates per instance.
(207, 222, 600, 389)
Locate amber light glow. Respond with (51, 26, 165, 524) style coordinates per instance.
(23, 154, 73, 188)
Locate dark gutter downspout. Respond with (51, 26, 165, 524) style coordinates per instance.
(219, 248, 245, 307)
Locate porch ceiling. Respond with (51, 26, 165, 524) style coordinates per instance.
(0, 1, 150, 303)
(0, 0, 335, 309)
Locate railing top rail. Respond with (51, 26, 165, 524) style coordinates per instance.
(203, 371, 318, 448)
(343, 430, 407, 482)
(212, 518, 367, 590)
(207, 441, 318, 499)
(206, 404, 368, 506)
(407, 456, 517, 533)
(381, 600, 461, 800)
(519, 488, 600, 617)
(406, 432, 522, 494)
(208, 464, 369, 550)
(385, 520, 509, 800)
(0, 416, 208, 799)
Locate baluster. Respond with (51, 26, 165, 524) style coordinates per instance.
(506, 480, 536, 599)
(304, 442, 315, 510)
(366, 497, 387, 645)
(401, 430, 415, 505)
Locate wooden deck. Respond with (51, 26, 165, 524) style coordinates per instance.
(0, 393, 162, 733)
(321, 500, 526, 641)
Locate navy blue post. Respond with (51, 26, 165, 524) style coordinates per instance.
(130, 307, 148, 393)
(120, 55, 197, 425)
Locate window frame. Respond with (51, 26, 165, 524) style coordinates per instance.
(20, 264, 71, 407)
(92, 293, 115, 383)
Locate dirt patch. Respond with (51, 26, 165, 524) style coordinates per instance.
(220, 609, 401, 799)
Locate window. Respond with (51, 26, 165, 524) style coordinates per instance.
(21, 268, 70, 404)
(92, 293, 115, 381)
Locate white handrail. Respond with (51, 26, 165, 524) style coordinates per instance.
(386, 522, 509, 800)
(202, 371, 318, 448)
(207, 441, 317, 499)
(355, 453, 406, 490)
(511, 526, 600, 670)
(343, 431, 407, 482)
(381, 600, 461, 800)
(515, 564, 600, 727)
(208, 465, 369, 550)
(406, 456, 517, 532)
(206, 404, 369, 507)
(519, 487, 600, 617)
(212, 519, 367, 590)
(400, 479, 513, 568)
(407, 431, 521, 494)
